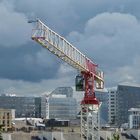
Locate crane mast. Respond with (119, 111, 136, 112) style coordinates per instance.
(29, 19, 104, 140)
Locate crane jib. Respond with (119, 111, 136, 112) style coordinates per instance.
(31, 19, 104, 89)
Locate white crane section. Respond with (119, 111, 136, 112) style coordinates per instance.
(31, 19, 103, 85)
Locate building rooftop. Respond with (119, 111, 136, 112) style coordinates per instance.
(118, 83, 140, 88)
(128, 108, 140, 112)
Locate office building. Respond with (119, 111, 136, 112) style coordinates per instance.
(41, 87, 77, 119)
(0, 87, 77, 119)
(116, 84, 140, 126)
(0, 95, 37, 118)
(49, 95, 77, 119)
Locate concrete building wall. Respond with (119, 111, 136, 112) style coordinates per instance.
(128, 108, 140, 129)
(2, 131, 64, 140)
(99, 130, 113, 140)
(127, 129, 140, 140)
(2, 133, 11, 140)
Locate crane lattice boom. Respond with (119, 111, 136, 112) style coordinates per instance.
(31, 19, 104, 88)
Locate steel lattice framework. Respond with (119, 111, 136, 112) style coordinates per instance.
(29, 19, 104, 140)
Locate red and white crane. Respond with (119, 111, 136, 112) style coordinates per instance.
(29, 19, 104, 140)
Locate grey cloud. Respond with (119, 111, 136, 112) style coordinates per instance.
(0, 1, 32, 47)
(0, 43, 60, 82)
(0, 1, 61, 82)
(67, 12, 140, 87)
(107, 54, 140, 86)
(8, 0, 140, 35)
(1, 0, 140, 94)
(0, 74, 75, 96)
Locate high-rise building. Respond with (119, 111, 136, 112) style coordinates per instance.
(116, 84, 140, 126)
(108, 88, 117, 125)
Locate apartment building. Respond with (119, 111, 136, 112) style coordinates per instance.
(0, 109, 15, 131)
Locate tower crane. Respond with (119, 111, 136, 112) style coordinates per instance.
(29, 19, 104, 140)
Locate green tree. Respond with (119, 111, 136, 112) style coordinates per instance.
(112, 133, 120, 140)
(107, 133, 120, 140)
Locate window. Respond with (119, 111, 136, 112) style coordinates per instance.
(7, 120, 10, 127)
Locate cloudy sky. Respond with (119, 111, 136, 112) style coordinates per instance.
(0, 0, 140, 96)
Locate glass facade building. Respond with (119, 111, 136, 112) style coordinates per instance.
(41, 87, 78, 119)
(49, 97, 77, 119)
(95, 91, 108, 125)
(0, 95, 39, 118)
(51, 87, 73, 97)
(117, 84, 140, 126)
(0, 87, 77, 119)
(35, 97, 41, 118)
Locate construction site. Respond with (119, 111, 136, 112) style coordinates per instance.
(1, 1, 140, 140)
(0, 16, 140, 140)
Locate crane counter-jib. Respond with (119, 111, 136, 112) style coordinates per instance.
(31, 19, 103, 82)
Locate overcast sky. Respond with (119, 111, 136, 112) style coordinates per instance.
(0, 0, 140, 96)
